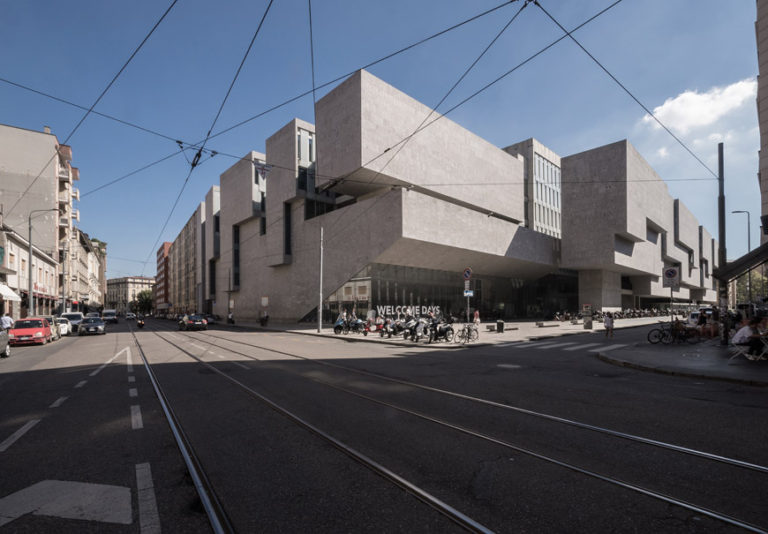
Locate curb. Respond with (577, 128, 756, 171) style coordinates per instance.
(595, 352, 768, 388)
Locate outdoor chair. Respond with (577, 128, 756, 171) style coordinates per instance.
(728, 339, 768, 363)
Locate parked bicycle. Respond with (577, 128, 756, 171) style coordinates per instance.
(454, 323, 479, 344)
(647, 320, 700, 344)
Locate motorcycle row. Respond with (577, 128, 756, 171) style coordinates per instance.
(333, 313, 455, 343)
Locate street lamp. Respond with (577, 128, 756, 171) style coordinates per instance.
(28, 208, 60, 317)
(732, 210, 751, 307)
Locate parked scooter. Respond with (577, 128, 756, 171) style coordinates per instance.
(333, 315, 350, 335)
(427, 314, 454, 343)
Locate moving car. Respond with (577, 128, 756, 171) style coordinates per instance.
(79, 317, 106, 336)
(55, 317, 71, 336)
(102, 309, 118, 324)
(41, 315, 61, 340)
(61, 312, 85, 333)
(86, 312, 100, 318)
(179, 314, 208, 331)
(9, 317, 53, 345)
(0, 329, 9, 357)
(126, 312, 136, 320)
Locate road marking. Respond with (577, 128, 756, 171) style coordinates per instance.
(74, 380, 87, 389)
(129, 388, 138, 398)
(115, 346, 133, 372)
(90, 351, 123, 377)
(589, 344, 627, 352)
(0, 479, 131, 526)
(135, 463, 161, 534)
(497, 364, 522, 369)
(189, 343, 205, 351)
(128, 376, 135, 383)
(49, 397, 68, 408)
(535, 342, 578, 350)
(562, 343, 603, 351)
(512, 341, 557, 348)
(130, 406, 143, 430)
(0, 420, 41, 452)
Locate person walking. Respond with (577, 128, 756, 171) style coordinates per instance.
(0, 312, 13, 331)
(603, 312, 614, 338)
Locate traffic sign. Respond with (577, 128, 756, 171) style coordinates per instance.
(463, 267, 472, 280)
(463, 289, 474, 297)
(464, 280, 470, 290)
(662, 267, 680, 290)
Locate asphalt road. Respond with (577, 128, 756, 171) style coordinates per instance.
(1, 319, 766, 533)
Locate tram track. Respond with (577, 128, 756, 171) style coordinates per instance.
(135, 324, 768, 532)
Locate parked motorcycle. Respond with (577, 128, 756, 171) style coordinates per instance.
(427, 315, 454, 343)
(333, 315, 350, 335)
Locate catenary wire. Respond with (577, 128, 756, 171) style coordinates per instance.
(141, 1, 275, 272)
(532, 0, 718, 179)
(4, 0, 180, 220)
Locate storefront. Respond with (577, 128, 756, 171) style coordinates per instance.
(319, 263, 578, 322)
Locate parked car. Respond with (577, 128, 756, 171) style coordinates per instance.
(8, 317, 53, 345)
(126, 312, 136, 320)
(179, 314, 208, 331)
(204, 314, 217, 325)
(78, 317, 106, 336)
(61, 312, 85, 333)
(0, 329, 9, 357)
(41, 315, 61, 340)
(102, 309, 118, 324)
(55, 317, 71, 336)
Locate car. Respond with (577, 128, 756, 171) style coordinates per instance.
(8, 317, 53, 345)
(204, 314, 218, 325)
(0, 329, 9, 357)
(179, 314, 208, 331)
(55, 317, 71, 336)
(86, 312, 100, 318)
(78, 317, 106, 335)
(126, 312, 136, 320)
(61, 312, 85, 333)
(102, 309, 118, 324)
(41, 315, 61, 340)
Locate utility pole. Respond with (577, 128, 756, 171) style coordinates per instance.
(717, 143, 728, 345)
(318, 225, 323, 333)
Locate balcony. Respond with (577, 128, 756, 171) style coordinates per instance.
(71, 188, 80, 201)
(59, 217, 70, 228)
(58, 145, 72, 162)
(58, 190, 70, 204)
(71, 167, 80, 181)
(58, 166, 70, 182)
(73, 209, 80, 222)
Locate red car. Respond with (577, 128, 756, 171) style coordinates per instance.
(8, 317, 53, 346)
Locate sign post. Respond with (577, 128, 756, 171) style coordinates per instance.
(662, 267, 680, 318)
(462, 267, 472, 323)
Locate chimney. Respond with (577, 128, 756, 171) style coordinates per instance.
(43, 126, 51, 134)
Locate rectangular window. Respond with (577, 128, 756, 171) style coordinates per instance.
(308, 135, 314, 161)
(232, 225, 240, 288)
(208, 259, 216, 296)
(297, 133, 302, 160)
(260, 216, 266, 235)
(9, 253, 15, 268)
(284, 202, 292, 256)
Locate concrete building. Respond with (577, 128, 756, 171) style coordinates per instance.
(165, 69, 718, 322)
(169, 210, 200, 315)
(561, 140, 718, 311)
(155, 242, 171, 314)
(106, 276, 155, 314)
(758, 0, 768, 243)
(70, 228, 106, 311)
(504, 139, 563, 238)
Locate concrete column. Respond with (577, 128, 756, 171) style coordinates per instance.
(578, 270, 622, 311)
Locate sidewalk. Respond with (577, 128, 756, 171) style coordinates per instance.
(221, 316, 768, 387)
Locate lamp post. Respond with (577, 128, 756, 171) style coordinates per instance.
(28, 208, 59, 317)
(732, 210, 751, 308)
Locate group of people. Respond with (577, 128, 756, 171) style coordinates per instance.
(732, 315, 768, 356)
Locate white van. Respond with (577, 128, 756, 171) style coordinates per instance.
(102, 309, 118, 324)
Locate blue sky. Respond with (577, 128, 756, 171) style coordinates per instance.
(0, 0, 760, 278)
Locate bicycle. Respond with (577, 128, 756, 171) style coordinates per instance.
(453, 323, 479, 344)
(660, 320, 701, 344)
(647, 321, 674, 344)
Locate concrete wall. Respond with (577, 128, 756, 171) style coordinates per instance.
(316, 70, 525, 222)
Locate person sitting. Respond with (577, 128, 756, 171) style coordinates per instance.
(732, 317, 764, 355)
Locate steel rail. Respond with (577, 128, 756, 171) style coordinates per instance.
(194, 330, 768, 475)
(163, 327, 768, 534)
(147, 329, 494, 534)
(129, 328, 235, 534)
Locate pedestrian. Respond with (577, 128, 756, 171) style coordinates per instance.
(603, 312, 614, 338)
(473, 309, 480, 326)
(0, 311, 13, 331)
(227, 311, 234, 325)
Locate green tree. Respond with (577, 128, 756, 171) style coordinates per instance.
(734, 270, 768, 304)
(136, 290, 153, 315)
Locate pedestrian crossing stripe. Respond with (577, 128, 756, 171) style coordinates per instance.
(535, 342, 577, 349)
(562, 343, 603, 351)
(589, 344, 626, 352)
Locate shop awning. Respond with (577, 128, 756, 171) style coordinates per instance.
(0, 284, 22, 302)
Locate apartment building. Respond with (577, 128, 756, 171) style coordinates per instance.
(168, 210, 200, 315)
(155, 242, 171, 314)
(106, 276, 155, 314)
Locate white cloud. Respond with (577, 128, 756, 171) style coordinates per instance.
(641, 78, 756, 135)
(657, 146, 669, 158)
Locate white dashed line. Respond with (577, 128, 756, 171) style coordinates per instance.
(589, 344, 627, 352)
(562, 343, 603, 351)
(189, 343, 205, 351)
(130, 406, 143, 430)
(231, 361, 250, 370)
(49, 396, 68, 408)
(534, 342, 578, 350)
(128, 376, 135, 383)
(0, 420, 40, 452)
(135, 463, 161, 534)
(129, 388, 138, 398)
(512, 341, 557, 348)
(74, 380, 87, 389)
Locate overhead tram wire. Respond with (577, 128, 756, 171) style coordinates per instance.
(323, 0, 626, 192)
(532, 0, 718, 179)
(4, 0, 181, 220)
(66, 1, 522, 200)
(358, 0, 532, 189)
(141, 0, 275, 272)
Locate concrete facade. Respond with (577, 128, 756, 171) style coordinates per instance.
(155, 242, 171, 312)
(106, 276, 155, 314)
(561, 140, 718, 310)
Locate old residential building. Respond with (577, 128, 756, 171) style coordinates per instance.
(106, 276, 155, 314)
